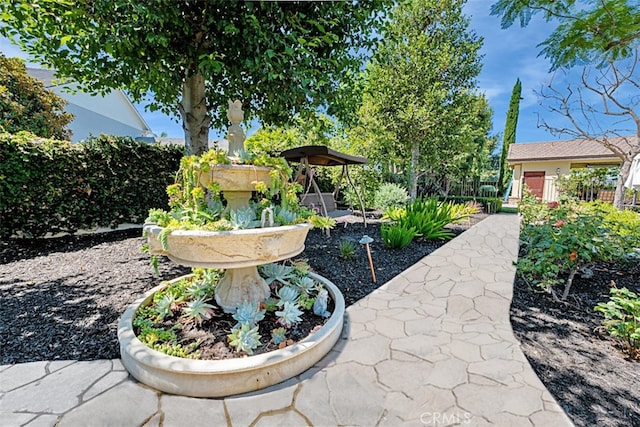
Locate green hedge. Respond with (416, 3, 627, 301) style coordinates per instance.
(0, 132, 184, 239)
(437, 195, 503, 214)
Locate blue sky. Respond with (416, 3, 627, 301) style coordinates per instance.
(1, 0, 566, 144)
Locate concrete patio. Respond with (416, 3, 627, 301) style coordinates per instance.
(0, 214, 573, 426)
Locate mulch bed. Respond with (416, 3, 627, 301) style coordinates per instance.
(510, 261, 640, 427)
(1, 212, 638, 425)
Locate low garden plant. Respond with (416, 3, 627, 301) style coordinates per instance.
(401, 197, 467, 240)
(595, 287, 640, 360)
(133, 261, 333, 358)
(381, 222, 417, 249)
(380, 197, 471, 248)
(373, 182, 410, 212)
(339, 240, 356, 260)
(517, 193, 639, 300)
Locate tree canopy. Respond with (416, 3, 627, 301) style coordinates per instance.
(0, 54, 73, 139)
(491, 0, 640, 69)
(361, 0, 490, 198)
(497, 78, 521, 194)
(491, 0, 640, 208)
(0, 0, 391, 153)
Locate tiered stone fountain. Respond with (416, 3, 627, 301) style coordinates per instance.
(117, 101, 344, 397)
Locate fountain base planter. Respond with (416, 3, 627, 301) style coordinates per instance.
(117, 273, 344, 398)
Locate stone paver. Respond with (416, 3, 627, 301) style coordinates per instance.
(0, 214, 574, 426)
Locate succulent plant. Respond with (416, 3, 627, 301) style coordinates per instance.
(182, 298, 216, 325)
(276, 286, 300, 306)
(291, 260, 310, 275)
(229, 207, 258, 230)
(185, 281, 213, 300)
(200, 268, 223, 287)
(270, 327, 287, 345)
(227, 323, 262, 355)
(260, 263, 295, 286)
(232, 301, 266, 328)
(293, 276, 315, 294)
(274, 205, 297, 225)
(156, 293, 181, 320)
(276, 301, 303, 328)
(205, 197, 224, 216)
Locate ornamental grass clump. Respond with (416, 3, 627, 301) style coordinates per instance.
(517, 193, 638, 300)
(381, 223, 418, 249)
(380, 197, 471, 248)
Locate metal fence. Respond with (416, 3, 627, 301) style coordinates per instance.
(418, 176, 500, 198)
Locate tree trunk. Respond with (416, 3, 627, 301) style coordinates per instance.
(179, 71, 210, 155)
(615, 155, 634, 209)
(408, 142, 420, 200)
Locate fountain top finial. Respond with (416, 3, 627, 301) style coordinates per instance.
(227, 100, 244, 126)
(227, 100, 245, 156)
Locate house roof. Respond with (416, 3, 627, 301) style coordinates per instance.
(26, 67, 152, 137)
(507, 137, 632, 163)
(25, 68, 63, 88)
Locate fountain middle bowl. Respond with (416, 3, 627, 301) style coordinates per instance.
(144, 223, 312, 268)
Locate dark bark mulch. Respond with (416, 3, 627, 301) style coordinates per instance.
(510, 261, 640, 427)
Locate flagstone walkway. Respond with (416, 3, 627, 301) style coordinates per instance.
(0, 214, 573, 426)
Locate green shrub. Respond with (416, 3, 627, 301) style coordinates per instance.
(449, 201, 480, 223)
(0, 132, 184, 239)
(381, 223, 417, 249)
(516, 195, 637, 300)
(603, 209, 640, 248)
(478, 184, 498, 197)
(595, 287, 640, 359)
(382, 206, 406, 222)
(373, 183, 409, 211)
(437, 195, 502, 213)
(397, 198, 463, 241)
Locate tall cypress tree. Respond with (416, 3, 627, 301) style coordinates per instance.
(498, 78, 522, 194)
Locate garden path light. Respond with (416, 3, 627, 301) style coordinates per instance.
(359, 235, 376, 283)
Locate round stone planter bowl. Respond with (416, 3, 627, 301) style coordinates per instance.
(117, 273, 345, 398)
(143, 223, 312, 268)
(143, 223, 313, 312)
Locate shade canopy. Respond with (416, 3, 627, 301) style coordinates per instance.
(281, 145, 367, 167)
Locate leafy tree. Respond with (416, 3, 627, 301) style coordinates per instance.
(363, 0, 488, 199)
(0, 54, 73, 139)
(497, 78, 521, 194)
(0, 1, 390, 154)
(491, 0, 640, 208)
(245, 113, 340, 155)
(490, 0, 640, 70)
(537, 59, 640, 208)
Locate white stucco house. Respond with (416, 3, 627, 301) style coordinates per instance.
(27, 68, 152, 142)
